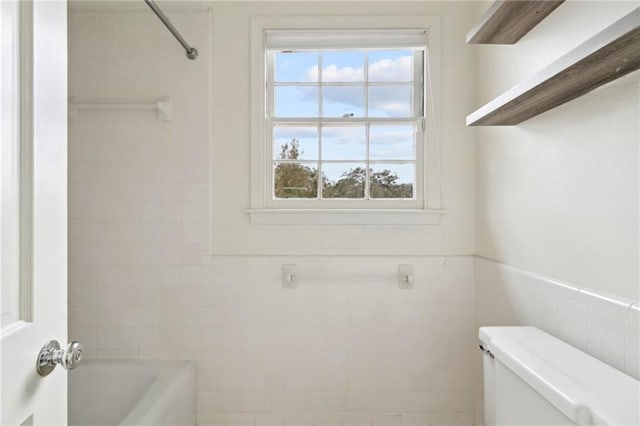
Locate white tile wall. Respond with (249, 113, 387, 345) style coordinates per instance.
(475, 257, 640, 379)
(68, 9, 477, 426)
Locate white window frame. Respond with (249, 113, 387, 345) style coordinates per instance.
(249, 16, 444, 225)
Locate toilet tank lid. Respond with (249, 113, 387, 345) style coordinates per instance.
(479, 326, 639, 426)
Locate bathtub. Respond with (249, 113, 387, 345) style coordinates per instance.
(69, 360, 195, 426)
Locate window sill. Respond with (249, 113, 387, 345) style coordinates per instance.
(245, 208, 445, 225)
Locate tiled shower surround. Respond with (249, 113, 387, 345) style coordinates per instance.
(67, 8, 476, 426)
(69, 255, 477, 426)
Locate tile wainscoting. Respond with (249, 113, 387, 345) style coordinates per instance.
(475, 256, 639, 380)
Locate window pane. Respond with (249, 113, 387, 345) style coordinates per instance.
(369, 125, 415, 160)
(275, 52, 318, 82)
(268, 44, 425, 203)
(368, 85, 412, 117)
(322, 86, 365, 117)
(369, 163, 414, 199)
(322, 163, 366, 199)
(274, 162, 318, 198)
(321, 51, 365, 82)
(321, 126, 366, 160)
(275, 86, 319, 117)
(368, 50, 413, 82)
(273, 126, 319, 160)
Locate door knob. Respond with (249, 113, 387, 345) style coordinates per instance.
(36, 340, 84, 377)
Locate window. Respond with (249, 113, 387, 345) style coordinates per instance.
(249, 17, 443, 225)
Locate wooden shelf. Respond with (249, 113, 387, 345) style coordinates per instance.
(467, 8, 640, 126)
(467, 0, 565, 44)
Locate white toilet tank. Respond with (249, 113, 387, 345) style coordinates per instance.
(479, 326, 639, 426)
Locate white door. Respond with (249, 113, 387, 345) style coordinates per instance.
(1, 1, 69, 425)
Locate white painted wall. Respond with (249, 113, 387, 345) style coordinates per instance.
(474, 1, 640, 300)
(471, 2, 640, 423)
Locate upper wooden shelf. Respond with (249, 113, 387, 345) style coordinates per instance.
(467, 8, 640, 126)
(467, 0, 565, 44)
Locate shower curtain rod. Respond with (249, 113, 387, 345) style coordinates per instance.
(144, 0, 198, 60)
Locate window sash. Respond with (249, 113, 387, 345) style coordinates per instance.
(267, 50, 424, 119)
(268, 118, 423, 205)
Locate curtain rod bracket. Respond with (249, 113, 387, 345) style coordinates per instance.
(186, 47, 198, 60)
(144, 0, 198, 60)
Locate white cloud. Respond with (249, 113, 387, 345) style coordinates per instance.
(322, 125, 365, 143)
(304, 56, 411, 83)
(300, 56, 413, 117)
(370, 126, 413, 144)
(306, 65, 364, 82)
(370, 127, 414, 160)
(273, 126, 318, 140)
(369, 56, 412, 82)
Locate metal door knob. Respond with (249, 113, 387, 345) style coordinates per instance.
(37, 340, 84, 376)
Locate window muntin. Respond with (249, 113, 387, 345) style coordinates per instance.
(267, 43, 425, 206)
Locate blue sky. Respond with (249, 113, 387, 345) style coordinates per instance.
(273, 50, 417, 185)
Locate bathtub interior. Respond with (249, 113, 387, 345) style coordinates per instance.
(69, 362, 157, 426)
